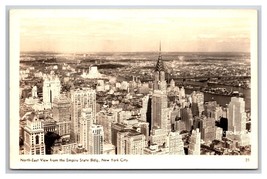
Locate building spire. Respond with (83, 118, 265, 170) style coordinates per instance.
(155, 41, 164, 72)
(159, 41, 161, 56)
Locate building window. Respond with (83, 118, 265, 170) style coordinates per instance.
(36, 148, 40, 155)
(36, 135, 39, 144)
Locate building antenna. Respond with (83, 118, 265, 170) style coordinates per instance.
(159, 41, 161, 56)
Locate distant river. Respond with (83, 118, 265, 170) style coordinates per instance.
(185, 83, 251, 111)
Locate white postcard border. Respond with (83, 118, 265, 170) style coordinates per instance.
(9, 8, 259, 170)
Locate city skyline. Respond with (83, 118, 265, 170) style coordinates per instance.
(17, 9, 257, 53)
(17, 45, 252, 156)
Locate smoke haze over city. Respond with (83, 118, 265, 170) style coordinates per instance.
(19, 9, 256, 53)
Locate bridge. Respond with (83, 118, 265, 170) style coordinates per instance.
(140, 75, 250, 82)
(168, 75, 250, 80)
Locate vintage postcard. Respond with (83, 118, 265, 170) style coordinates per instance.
(9, 8, 258, 169)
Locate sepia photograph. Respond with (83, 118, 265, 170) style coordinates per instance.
(9, 8, 259, 169)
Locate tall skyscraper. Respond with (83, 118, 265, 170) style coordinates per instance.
(79, 108, 93, 152)
(180, 107, 193, 131)
(191, 91, 204, 116)
(140, 95, 149, 122)
(151, 90, 168, 131)
(23, 113, 45, 155)
(52, 94, 71, 138)
(70, 88, 96, 143)
(150, 45, 169, 146)
(227, 97, 247, 133)
(201, 117, 216, 143)
(42, 74, 61, 108)
(146, 96, 152, 134)
(188, 129, 201, 155)
(170, 108, 180, 130)
(96, 111, 116, 144)
(89, 125, 104, 154)
(153, 42, 167, 92)
(204, 101, 223, 120)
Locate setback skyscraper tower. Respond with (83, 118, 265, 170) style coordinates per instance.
(42, 74, 61, 109)
(70, 88, 96, 143)
(150, 43, 169, 146)
(227, 97, 246, 133)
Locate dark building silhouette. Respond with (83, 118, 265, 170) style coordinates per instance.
(111, 123, 127, 154)
(219, 117, 228, 137)
(191, 103, 199, 117)
(220, 117, 228, 131)
(146, 96, 152, 135)
(44, 132, 60, 155)
(193, 116, 201, 130)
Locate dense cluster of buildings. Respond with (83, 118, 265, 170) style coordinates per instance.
(19, 46, 251, 156)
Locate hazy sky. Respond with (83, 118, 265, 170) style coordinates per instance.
(17, 9, 257, 53)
